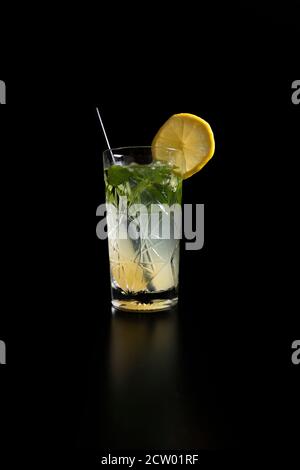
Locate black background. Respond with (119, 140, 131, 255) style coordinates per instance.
(0, 4, 299, 466)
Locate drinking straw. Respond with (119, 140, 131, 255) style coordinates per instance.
(96, 108, 116, 164)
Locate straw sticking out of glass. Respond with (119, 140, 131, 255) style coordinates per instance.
(96, 108, 116, 164)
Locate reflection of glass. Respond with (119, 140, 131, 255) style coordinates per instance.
(103, 147, 182, 312)
(107, 308, 181, 448)
(78, 308, 239, 450)
(109, 308, 178, 384)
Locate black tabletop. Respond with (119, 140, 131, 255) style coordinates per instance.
(78, 306, 242, 450)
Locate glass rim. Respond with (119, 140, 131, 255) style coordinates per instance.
(103, 145, 179, 157)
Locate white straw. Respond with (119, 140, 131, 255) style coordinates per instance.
(96, 108, 116, 164)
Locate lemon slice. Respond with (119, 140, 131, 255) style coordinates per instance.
(152, 113, 215, 179)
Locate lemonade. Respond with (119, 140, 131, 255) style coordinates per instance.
(102, 113, 215, 312)
(104, 156, 182, 311)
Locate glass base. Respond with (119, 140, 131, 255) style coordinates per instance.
(111, 287, 178, 312)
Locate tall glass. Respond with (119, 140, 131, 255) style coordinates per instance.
(103, 146, 183, 312)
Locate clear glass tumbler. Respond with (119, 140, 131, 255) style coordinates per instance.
(103, 146, 183, 312)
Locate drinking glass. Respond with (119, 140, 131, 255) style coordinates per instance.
(103, 146, 183, 312)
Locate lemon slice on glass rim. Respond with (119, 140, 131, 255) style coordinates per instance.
(152, 113, 215, 179)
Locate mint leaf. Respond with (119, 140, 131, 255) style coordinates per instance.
(106, 166, 131, 186)
(105, 162, 182, 208)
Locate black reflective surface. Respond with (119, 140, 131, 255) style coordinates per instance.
(77, 297, 300, 455)
(78, 304, 250, 450)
